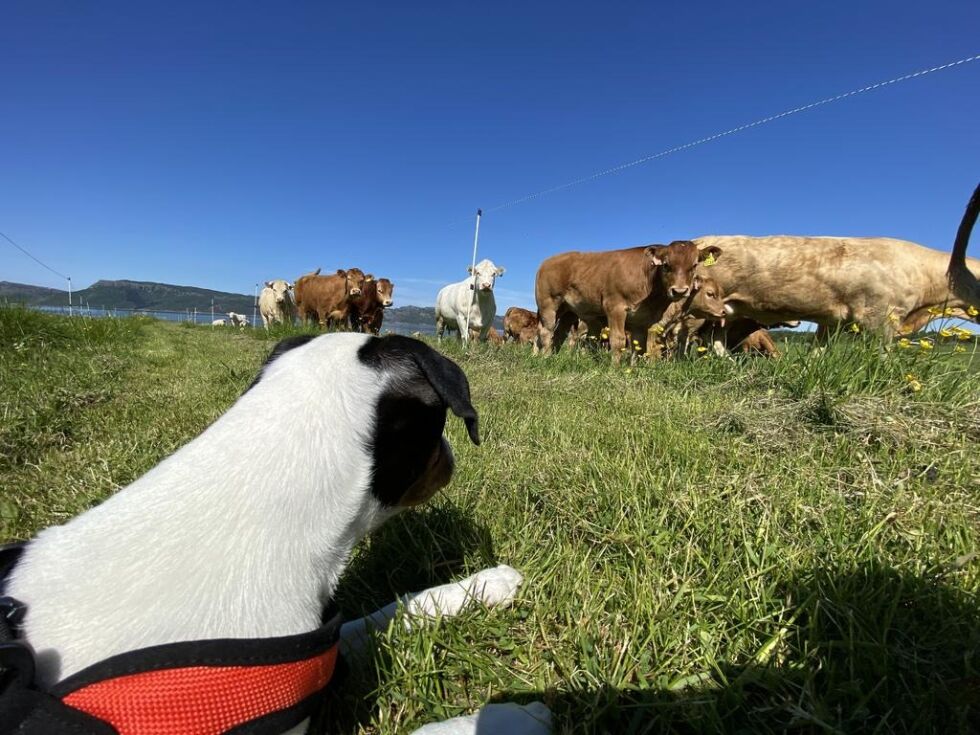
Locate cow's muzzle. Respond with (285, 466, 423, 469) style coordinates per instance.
(668, 286, 690, 300)
(349, 288, 362, 296)
(382, 300, 393, 307)
(480, 283, 492, 291)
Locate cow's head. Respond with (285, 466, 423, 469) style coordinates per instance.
(684, 275, 726, 320)
(645, 241, 722, 301)
(264, 279, 292, 305)
(468, 259, 505, 292)
(341, 268, 369, 298)
(376, 278, 394, 307)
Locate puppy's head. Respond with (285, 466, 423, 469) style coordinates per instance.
(250, 333, 478, 513)
(357, 334, 479, 507)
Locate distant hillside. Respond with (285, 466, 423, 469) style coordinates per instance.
(0, 280, 498, 329)
(1, 279, 254, 313)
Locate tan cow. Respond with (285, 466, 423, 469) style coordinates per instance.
(645, 275, 727, 359)
(503, 307, 538, 344)
(294, 267, 370, 329)
(693, 188, 980, 345)
(535, 240, 722, 363)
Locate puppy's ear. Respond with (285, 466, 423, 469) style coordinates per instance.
(404, 344, 480, 445)
(359, 336, 480, 445)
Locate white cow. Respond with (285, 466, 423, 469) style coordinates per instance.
(227, 312, 250, 328)
(259, 279, 296, 328)
(435, 259, 505, 342)
(211, 318, 227, 326)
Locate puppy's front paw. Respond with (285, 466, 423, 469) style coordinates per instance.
(404, 565, 523, 622)
(409, 701, 551, 735)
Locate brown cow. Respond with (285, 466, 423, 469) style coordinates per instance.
(503, 307, 538, 343)
(294, 267, 370, 329)
(693, 188, 980, 348)
(348, 278, 395, 335)
(535, 240, 723, 363)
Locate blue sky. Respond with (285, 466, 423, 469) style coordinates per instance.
(2, 1, 978, 308)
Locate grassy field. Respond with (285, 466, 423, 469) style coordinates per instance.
(2, 306, 980, 733)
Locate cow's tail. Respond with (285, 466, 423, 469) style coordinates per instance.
(947, 182, 980, 309)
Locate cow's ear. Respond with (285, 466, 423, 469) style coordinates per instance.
(699, 246, 722, 263)
(336, 269, 347, 277)
(287, 282, 294, 290)
(645, 245, 665, 266)
(264, 280, 273, 288)
(467, 266, 475, 275)
(495, 267, 506, 276)
(365, 274, 375, 282)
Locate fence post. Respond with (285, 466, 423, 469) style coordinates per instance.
(462, 208, 482, 342)
(67, 277, 73, 317)
(253, 284, 259, 327)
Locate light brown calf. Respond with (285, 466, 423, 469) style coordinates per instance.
(535, 240, 722, 363)
(503, 307, 538, 344)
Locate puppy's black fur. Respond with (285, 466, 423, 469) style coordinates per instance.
(358, 336, 479, 506)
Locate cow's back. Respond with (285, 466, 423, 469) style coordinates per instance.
(694, 235, 955, 324)
(536, 247, 650, 316)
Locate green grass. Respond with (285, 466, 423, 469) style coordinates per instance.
(2, 307, 980, 733)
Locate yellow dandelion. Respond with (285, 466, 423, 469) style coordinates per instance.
(634, 344, 642, 352)
(849, 323, 860, 333)
(958, 332, 971, 342)
(625, 368, 633, 375)
(652, 324, 665, 334)
(954, 345, 967, 353)
(967, 305, 979, 317)
(927, 306, 942, 316)
(904, 374, 922, 392)
(944, 307, 956, 316)
(939, 328, 953, 339)
(918, 339, 934, 351)
(632, 339, 639, 345)
(697, 345, 708, 353)
(897, 338, 911, 349)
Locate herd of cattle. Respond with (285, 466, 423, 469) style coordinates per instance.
(225, 185, 980, 361)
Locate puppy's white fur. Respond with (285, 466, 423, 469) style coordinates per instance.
(8, 333, 394, 685)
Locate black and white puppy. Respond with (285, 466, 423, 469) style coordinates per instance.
(3, 333, 549, 735)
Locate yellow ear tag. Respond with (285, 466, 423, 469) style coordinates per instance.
(702, 253, 716, 267)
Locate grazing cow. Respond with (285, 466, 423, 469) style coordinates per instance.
(294, 267, 370, 329)
(693, 189, 980, 348)
(258, 279, 296, 328)
(645, 275, 727, 359)
(435, 259, 506, 342)
(227, 312, 250, 328)
(503, 307, 538, 343)
(348, 278, 395, 335)
(211, 318, 227, 326)
(535, 240, 723, 362)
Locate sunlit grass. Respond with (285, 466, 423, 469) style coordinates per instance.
(2, 308, 979, 733)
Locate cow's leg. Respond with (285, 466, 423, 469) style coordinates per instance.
(606, 305, 629, 364)
(536, 299, 560, 356)
(552, 311, 577, 353)
(435, 314, 445, 341)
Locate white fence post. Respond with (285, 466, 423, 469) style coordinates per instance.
(462, 208, 482, 341)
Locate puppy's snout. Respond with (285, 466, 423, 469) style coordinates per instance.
(399, 438, 455, 507)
